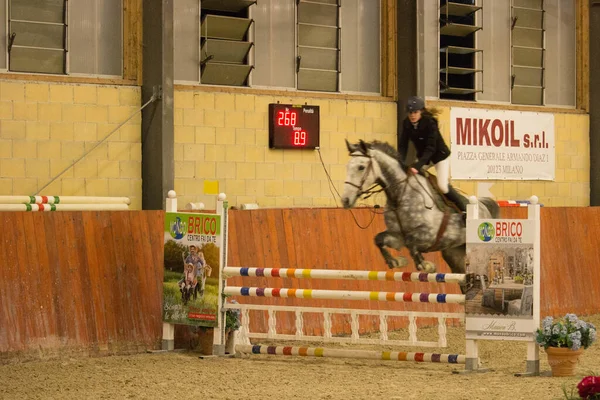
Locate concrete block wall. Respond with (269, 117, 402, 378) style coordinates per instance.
(0, 79, 589, 210)
(0, 80, 143, 209)
(173, 90, 398, 209)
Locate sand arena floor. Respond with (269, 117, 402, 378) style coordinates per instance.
(1, 314, 600, 400)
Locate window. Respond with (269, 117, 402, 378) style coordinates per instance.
(438, 0, 483, 101)
(174, 0, 255, 86)
(174, 0, 381, 95)
(422, 0, 576, 107)
(510, 0, 544, 105)
(297, 0, 340, 92)
(543, 0, 575, 107)
(8, 0, 66, 74)
(200, 0, 255, 86)
(3, 0, 123, 77)
(68, 0, 123, 77)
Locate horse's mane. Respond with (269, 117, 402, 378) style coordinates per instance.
(365, 140, 409, 170)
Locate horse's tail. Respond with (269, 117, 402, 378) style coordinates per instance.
(480, 197, 500, 219)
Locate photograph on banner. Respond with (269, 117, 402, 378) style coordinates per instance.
(450, 107, 555, 180)
(162, 212, 222, 327)
(464, 218, 538, 341)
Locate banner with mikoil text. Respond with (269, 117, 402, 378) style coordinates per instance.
(449, 107, 555, 181)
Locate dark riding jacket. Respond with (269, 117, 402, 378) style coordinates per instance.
(398, 113, 450, 171)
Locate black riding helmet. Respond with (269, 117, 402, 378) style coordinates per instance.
(406, 96, 424, 112)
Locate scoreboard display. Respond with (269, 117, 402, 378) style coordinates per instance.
(268, 103, 320, 149)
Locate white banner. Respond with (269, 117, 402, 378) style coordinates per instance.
(466, 219, 536, 245)
(450, 107, 555, 180)
(465, 214, 540, 342)
(465, 317, 537, 341)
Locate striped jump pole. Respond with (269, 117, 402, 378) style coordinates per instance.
(0, 203, 130, 211)
(238, 345, 466, 364)
(0, 195, 131, 205)
(224, 267, 466, 284)
(497, 200, 544, 207)
(224, 286, 465, 304)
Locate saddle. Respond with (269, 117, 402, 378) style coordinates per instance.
(418, 170, 464, 214)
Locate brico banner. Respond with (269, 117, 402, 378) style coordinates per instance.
(449, 107, 555, 181)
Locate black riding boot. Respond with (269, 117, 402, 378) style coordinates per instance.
(444, 185, 468, 214)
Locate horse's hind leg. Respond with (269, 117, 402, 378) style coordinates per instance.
(374, 231, 409, 269)
(440, 245, 466, 274)
(441, 245, 467, 293)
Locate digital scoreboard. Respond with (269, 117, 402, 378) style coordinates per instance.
(268, 103, 320, 149)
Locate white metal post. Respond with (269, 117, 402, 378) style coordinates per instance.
(162, 190, 178, 351)
(213, 192, 228, 356)
(463, 195, 481, 372)
(524, 195, 541, 376)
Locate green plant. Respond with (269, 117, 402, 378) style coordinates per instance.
(226, 308, 241, 331)
(514, 275, 524, 283)
(536, 314, 597, 351)
(224, 297, 241, 331)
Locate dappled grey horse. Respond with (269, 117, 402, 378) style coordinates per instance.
(341, 139, 499, 285)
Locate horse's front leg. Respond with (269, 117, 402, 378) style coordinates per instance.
(407, 247, 437, 274)
(374, 231, 409, 269)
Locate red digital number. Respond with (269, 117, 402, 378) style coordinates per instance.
(294, 131, 306, 146)
(277, 110, 297, 127)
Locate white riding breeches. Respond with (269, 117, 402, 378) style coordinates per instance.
(432, 158, 450, 193)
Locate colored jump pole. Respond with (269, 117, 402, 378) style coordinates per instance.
(237, 345, 466, 364)
(224, 286, 465, 304)
(0, 195, 131, 205)
(223, 267, 466, 284)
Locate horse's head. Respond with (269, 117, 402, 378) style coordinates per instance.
(341, 139, 380, 209)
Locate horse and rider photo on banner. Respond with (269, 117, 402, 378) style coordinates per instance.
(162, 212, 222, 328)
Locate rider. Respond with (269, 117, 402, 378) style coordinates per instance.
(398, 96, 468, 215)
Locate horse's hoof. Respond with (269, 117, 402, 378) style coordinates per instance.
(420, 261, 437, 273)
(395, 256, 409, 268)
(387, 256, 408, 269)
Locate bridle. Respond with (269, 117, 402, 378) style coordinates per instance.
(343, 153, 386, 200)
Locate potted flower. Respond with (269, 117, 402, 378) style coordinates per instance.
(535, 314, 597, 377)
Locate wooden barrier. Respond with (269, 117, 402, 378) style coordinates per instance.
(226, 206, 600, 337)
(0, 210, 163, 362)
(1, 205, 600, 363)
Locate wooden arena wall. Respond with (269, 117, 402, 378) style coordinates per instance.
(226, 206, 600, 334)
(1, 206, 599, 361)
(0, 211, 164, 362)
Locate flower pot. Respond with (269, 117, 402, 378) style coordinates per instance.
(546, 347, 583, 377)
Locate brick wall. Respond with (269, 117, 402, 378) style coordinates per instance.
(0, 80, 589, 210)
(173, 90, 398, 209)
(0, 80, 143, 208)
